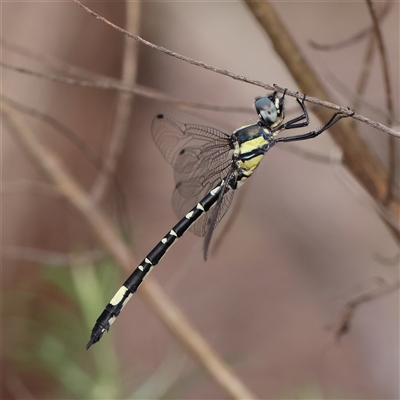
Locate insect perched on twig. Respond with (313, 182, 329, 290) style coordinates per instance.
(87, 89, 353, 349)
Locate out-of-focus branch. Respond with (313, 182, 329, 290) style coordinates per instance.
(90, 2, 140, 203)
(365, 0, 398, 207)
(352, 34, 376, 114)
(2, 101, 257, 400)
(366, 0, 394, 123)
(3, 245, 105, 266)
(246, 0, 399, 334)
(308, 0, 391, 50)
(244, 1, 399, 242)
(0, 61, 252, 115)
(2, 95, 105, 171)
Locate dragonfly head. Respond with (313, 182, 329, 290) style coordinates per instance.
(254, 91, 285, 129)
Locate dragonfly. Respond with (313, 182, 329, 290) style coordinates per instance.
(87, 89, 353, 349)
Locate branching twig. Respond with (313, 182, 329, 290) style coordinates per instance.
(332, 280, 400, 340)
(308, 1, 391, 50)
(244, 1, 399, 243)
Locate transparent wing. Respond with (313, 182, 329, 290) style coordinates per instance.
(152, 114, 234, 234)
(191, 172, 236, 238)
(152, 114, 231, 167)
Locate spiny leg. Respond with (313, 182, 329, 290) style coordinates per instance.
(276, 109, 354, 144)
(281, 94, 310, 130)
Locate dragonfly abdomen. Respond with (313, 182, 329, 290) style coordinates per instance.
(86, 179, 227, 349)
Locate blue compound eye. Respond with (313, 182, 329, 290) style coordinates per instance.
(254, 97, 278, 126)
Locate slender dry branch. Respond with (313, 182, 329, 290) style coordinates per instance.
(2, 56, 398, 135)
(3, 58, 398, 138)
(73, 0, 274, 91)
(71, 0, 398, 138)
(244, 1, 399, 243)
(2, 101, 257, 400)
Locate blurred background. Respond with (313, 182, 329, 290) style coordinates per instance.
(2, 1, 399, 399)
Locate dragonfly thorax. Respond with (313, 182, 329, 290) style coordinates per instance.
(233, 124, 272, 176)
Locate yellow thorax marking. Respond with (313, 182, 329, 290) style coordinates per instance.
(237, 135, 268, 171)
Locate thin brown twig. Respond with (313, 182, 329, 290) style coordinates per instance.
(5, 54, 396, 135)
(2, 101, 257, 400)
(273, 84, 399, 138)
(72, 0, 275, 91)
(70, 0, 399, 137)
(2, 62, 397, 139)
